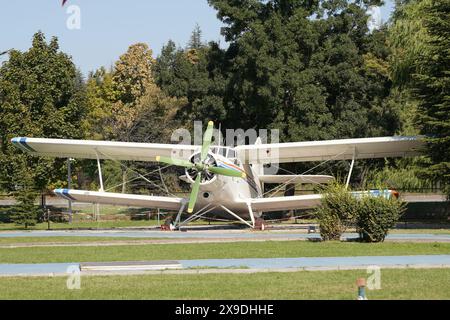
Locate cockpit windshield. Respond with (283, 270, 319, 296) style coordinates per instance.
(210, 147, 237, 159)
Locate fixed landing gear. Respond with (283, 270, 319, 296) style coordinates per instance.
(159, 204, 264, 231)
(254, 218, 266, 231)
(160, 217, 176, 231)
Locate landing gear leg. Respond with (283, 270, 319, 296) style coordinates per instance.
(172, 201, 187, 230)
(247, 202, 256, 228)
(254, 218, 266, 231)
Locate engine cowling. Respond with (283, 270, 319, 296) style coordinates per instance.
(185, 152, 218, 184)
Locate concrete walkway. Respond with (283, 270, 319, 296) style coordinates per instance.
(1, 255, 449, 277)
(1, 230, 449, 242)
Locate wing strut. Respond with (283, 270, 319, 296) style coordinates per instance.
(345, 147, 356, 189)
(95, 150, 104, 192)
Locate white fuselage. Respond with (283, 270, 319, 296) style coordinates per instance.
(186, 147, 263, 218)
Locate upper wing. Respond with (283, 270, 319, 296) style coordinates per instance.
(54, 189, 184, 211)
(235, 136, 425, 164)
(11, 137, 198, 161)
(248, 194, 323, 212)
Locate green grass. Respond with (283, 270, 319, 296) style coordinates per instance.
(0, 220, 160, 230)
(0, 219, 229, 231)
(0, 268, 448, 300)
(0, 241, 448, 264)
(0, 237, 159, 245)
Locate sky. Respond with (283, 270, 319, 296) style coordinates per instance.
(0, 0, 395, 76)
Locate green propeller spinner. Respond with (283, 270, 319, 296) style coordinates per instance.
(155, 121, 246, 213)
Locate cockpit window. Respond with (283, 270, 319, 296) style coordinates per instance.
(219, 148, 227, 157)
(227, 149, 236, 158)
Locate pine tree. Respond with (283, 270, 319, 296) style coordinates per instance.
(10, 189, 41, 229)
(188, 24, 203, 49)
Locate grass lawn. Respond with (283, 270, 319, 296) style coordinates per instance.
(0, 220, 160, 230)
(0, 237, 158, 245)
(0, 268, 448, 300)
(0, 241, 448, 264)
(0, 219, 230, 231)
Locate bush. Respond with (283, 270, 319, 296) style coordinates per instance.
(315, 184, 358, 241)
(315, 183, 405, 242)
(356, 195, 405, 243)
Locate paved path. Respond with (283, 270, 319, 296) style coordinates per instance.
(0, 230, 449, 242)
(0, 255, 449, 277)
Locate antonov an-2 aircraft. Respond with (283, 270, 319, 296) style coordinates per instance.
(12, 122, 424, 229)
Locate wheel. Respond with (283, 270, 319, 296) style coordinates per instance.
(255, 218, 266, 231)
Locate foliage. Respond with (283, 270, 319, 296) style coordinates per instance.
(389, 0, 450, 197)
(9, 188, 42, 229)
(364, 159, 436, 192)
(207, 0, 400, 142)
(113, 43, 155, 105)
(0, 31, 86, 192)
(0, 2, 447, 205)
(315, 183, 358, 241)
(316, 183, 405, 242)
(83, 67, 118, 140)
(356, 195, 405, 242)
(154, 35, 227, 124)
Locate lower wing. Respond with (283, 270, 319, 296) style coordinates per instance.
(247, 194, 323, 212)
(54, 189, 184, 211)
(247, 189, 399, 212)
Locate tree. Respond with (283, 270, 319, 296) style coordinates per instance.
(9, 172, 41, 228)
(84, 43, 187, 194)
(154, 34, 227, 125)
(113, 43, 155, 105)
(0, 31, 86, 193)
(83, 67, 118, 140)
(207, 0, 399, 141)
(188, 23, 204, 49)
(389, 0, 450, 197)
(10, 190, 42, 229)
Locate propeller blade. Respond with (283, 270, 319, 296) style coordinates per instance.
(208, 166, 246, 178)
(187, 172, 202, 213)
(156, 156, 194, 169)
(201, 121, 214, 161)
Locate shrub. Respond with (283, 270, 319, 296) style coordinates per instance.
(356, 195, 405, 243)
(10, 189, 42, 229)
(315, 184, 358, 241)
(315, 183, 405, 242)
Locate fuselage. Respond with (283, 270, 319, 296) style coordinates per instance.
(184, 146, 263, 218)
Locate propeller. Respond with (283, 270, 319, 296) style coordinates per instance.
(156, 121, 246, 213)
